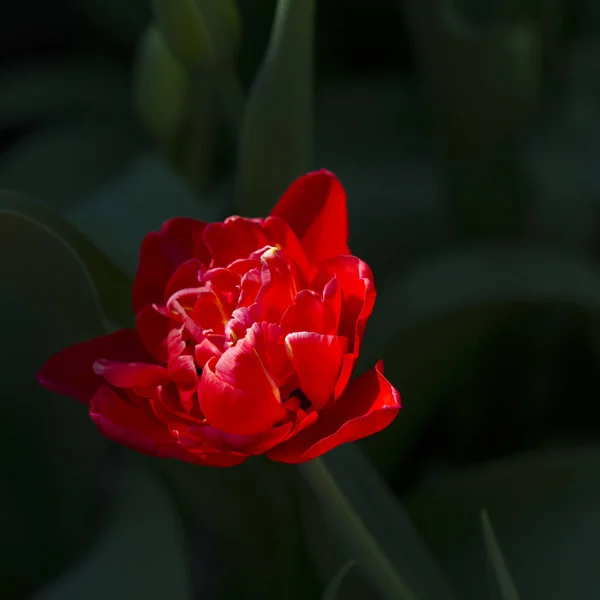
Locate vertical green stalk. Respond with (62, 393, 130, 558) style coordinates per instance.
(236, 0, 315, 216)
(300, 457, 419, 600)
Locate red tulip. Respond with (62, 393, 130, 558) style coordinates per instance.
(37, 171, 401, 466)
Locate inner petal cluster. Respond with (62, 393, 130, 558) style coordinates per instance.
(132, 237, 341, 438)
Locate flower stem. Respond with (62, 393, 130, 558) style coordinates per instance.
(299, 456, 420, 600)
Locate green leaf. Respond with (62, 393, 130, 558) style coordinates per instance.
(0, 58, 130, 132)
(236, 0, 315, 216)
(400, 0, 541, 237)
(162, 458, 320, 599)
(151, 0, 241, 68)
(67, 153, 227, 278)
(133, 25, 188, 149)
(322, 561, 356, 600)
(358, 245, 600, 471)
(301, 447, 457, 600)
(480, 511, 522, 600)
(0, 190, 132, 332)
(404, 447, 600, 599)
(0, 289, 109, 598)
(32, 462, 192, 600)
(0, 119, 140, 212)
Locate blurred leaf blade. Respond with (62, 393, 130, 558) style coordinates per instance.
(151, 0, 240, 68)
(481, 511, 522, 600)
(236, 0, 315, 216)
(322, 560, 356, 600)
(302, 446, 457, 600)
(404, 447, 600, 598)
(162, 458, 320, 599)
(133, 25, 188, 150)
(32, 462, 192, 600)
(67, 153, 225, 278)
(0, 191, 132, 331)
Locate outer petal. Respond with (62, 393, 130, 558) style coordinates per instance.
(92, 360, 168, 390)
(135, 304, 171, 364)
(313, 256, 375, 355)
(270, 170, 350, 263)
(203, 216, 269, 268)
(90, 386, 242, 466)
(37, 329, 151, 404)
(132, 218, 206, 313)
(267, 361, 400, 463)
(263, 216, 313, 283)
(199, 421, 294, 455)
(164, 259, 204, 302)
(285, 333, 348, 411)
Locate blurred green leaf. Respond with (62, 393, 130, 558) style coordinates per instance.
(0, 119, 141, 212)
(401, 0, 541, 238)
(480, 511, 522, 600)
(302, 446, 457, 600)
(236, 0, 315, 216)
(32, 461, 192, 600)
(359, 245, 600, 471)
(0, 293, 109, 598)
(402, 1, 541, 147)
(151, 0, 240, 68)
(0, 59, 130, 131)
(404, 447, 600, 599)
(133, 25, 188, 149)
(322, 561, 356, 600)
(67, 153, 228, 278)
(162, 458, 319, 600)
(193, 0, 242, 63)
(0, 190, 131, 334)
(0, 192, 120, 595)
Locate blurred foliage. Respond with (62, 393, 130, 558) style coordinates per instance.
(1, 0, 600, 598)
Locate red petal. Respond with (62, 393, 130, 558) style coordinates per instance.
(267, 361, 400, 463)
(255, 248, 296, 324)
(167, 354, 199, 412)
(280, 289, 338, 336)
(132, 218, 207, 313)
(203, 267, 240, 314)
(285, 333, 348, 410)
(37, 329, 150, 404)
(93, 359, 168, 390)
(203, 216, 269, 267)
(263, 216, 313, 283)
(333, 353, 355, 399)
(135, 304, 171, 364)
(164, 259, 204, 302)
(91, 386, 242, 466)
(322, 276, 342, 332)
(246, 322, 292, 385)
(192, 291, 228, 334)
(313, 256, 375, 355)
(199, 334, 288, 435)
(238, 267, 262, 308)
(90, 385, 186, 457)
(270, 170, 350, 263)
(199, 421, 294, 455)
(195, 338, 223, 367)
